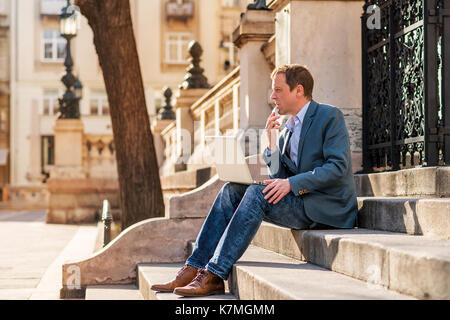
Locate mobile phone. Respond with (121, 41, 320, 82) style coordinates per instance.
(272, 106, 279, 117)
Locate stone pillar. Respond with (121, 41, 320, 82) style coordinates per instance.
(272, 0, 363, 172)
(274, 0, 363, 107)
(174, 88, 209, 168)
(232, 8, 275, 132)
(174, 40, 211, 171)
(151, 118, 174, 168)
(47, 118, 91, 224)
(51, 119, 86, 179)
(159, 87, 176, 120)
(29, 99, 42, 182)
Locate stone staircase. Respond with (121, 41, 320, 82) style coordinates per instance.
(82, 166, 449, 300)
(135, 244, 413, 300)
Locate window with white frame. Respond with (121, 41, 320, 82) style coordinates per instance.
(41, 0, 67, 15)
(221, 0, 241, 7)
(43, 89, 60, 116)
(90, 90, 109, 116)
(165, 32, 193, 64)
(41, 136, 55, 167)
(154, 96, 163, 115)
(42, 30, 66, 62)
(0, 0, 8, 15)
(0, 106, 8, 132)
(221, 40, 236, 67)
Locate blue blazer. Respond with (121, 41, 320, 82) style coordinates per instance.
(262, 100, 358, 228)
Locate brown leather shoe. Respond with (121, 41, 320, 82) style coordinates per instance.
(173, 269, 225, 297)
(150, 264, 199, 292)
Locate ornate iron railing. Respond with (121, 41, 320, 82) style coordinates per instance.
(361, 0, 449, 172)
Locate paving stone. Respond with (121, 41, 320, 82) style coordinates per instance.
(0, 210, 96, 300)
(85, 285, 143, 300)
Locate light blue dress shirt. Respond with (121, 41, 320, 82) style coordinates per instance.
(284, 101, 311, 166)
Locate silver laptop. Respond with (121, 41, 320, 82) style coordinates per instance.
(207, 135, 267, 185)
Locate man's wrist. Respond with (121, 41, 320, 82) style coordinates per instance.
(285, 178, 292, 192)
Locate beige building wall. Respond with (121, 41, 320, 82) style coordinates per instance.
(270, 0, 364, 169)
(10, 0, 251, 186)
(0, 0, 10, 189)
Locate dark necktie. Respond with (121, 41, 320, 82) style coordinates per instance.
(284, 130, 292, 159)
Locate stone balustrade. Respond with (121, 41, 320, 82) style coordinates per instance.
(158, 121, 177, 175)
(83, 134, 117, 179)
(155, 67, 241, 176)
(188, 66, 241, 171)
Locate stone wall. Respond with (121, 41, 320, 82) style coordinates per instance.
(46, 178, 120, 224)
(2, 184, 49, 210)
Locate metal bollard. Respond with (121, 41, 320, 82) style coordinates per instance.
(101, 199, 112, 247)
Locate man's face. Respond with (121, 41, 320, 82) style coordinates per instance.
(270, 73, 301, 116)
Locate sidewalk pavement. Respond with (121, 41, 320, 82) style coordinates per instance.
(0, 210, 98, 300)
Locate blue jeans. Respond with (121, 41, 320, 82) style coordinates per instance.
(185, 182, 316, 280)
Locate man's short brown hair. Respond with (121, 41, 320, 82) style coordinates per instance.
(271, 64, 314, 100)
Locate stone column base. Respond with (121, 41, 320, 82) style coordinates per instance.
(49, 166, 87, 179)
(46, 178, 120, 224)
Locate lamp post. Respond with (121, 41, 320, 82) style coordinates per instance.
(58, 0, 82, 119)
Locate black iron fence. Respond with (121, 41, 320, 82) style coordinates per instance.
(361, 0, 449, 172)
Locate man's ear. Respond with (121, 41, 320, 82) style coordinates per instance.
(296, 85, 304, 97)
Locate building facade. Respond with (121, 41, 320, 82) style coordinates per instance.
(0, 0, 10, 194)
(7, 0, 251, 188)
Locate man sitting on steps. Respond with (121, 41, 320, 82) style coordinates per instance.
(151, 64, 358, 297)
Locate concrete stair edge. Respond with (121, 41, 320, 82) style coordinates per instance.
(161, 167, 217, 191)
(138, 242, 414, 300)
(163, 165, 450, 199)
(136, 246, 414, 300)
(228, 246, 415, 300)
(357, 197, 450, 239)
(137, 263, 236, 300)
(354, 166, 450, 197)
(251, 223, 450, 300)
(167, 175, 225, 219)
(85, 284, 144, 300)
(61, 217, 204, 288)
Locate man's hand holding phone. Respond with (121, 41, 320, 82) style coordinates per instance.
(265, 108, 281, 151)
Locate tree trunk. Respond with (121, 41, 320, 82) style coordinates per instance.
(76, 0, 164, 229)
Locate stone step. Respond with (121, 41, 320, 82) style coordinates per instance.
(229, 245, 414, 300)
(357, 197, 450, 239)
(161, 167, 217, 192)
(61, 217, 205, 290)
(137, 263, 236, 300)
(167, 175, 225, 219)
(251, 223, 450, 299)
(354, 166, 450, 197)
(85, 284, 143, 300)
(137, 247, 412, 300)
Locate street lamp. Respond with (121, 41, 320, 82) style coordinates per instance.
(58, 0, 82, 119)
(74, 79, 83, 100)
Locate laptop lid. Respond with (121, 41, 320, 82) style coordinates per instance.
(206, 135, 254, 185)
